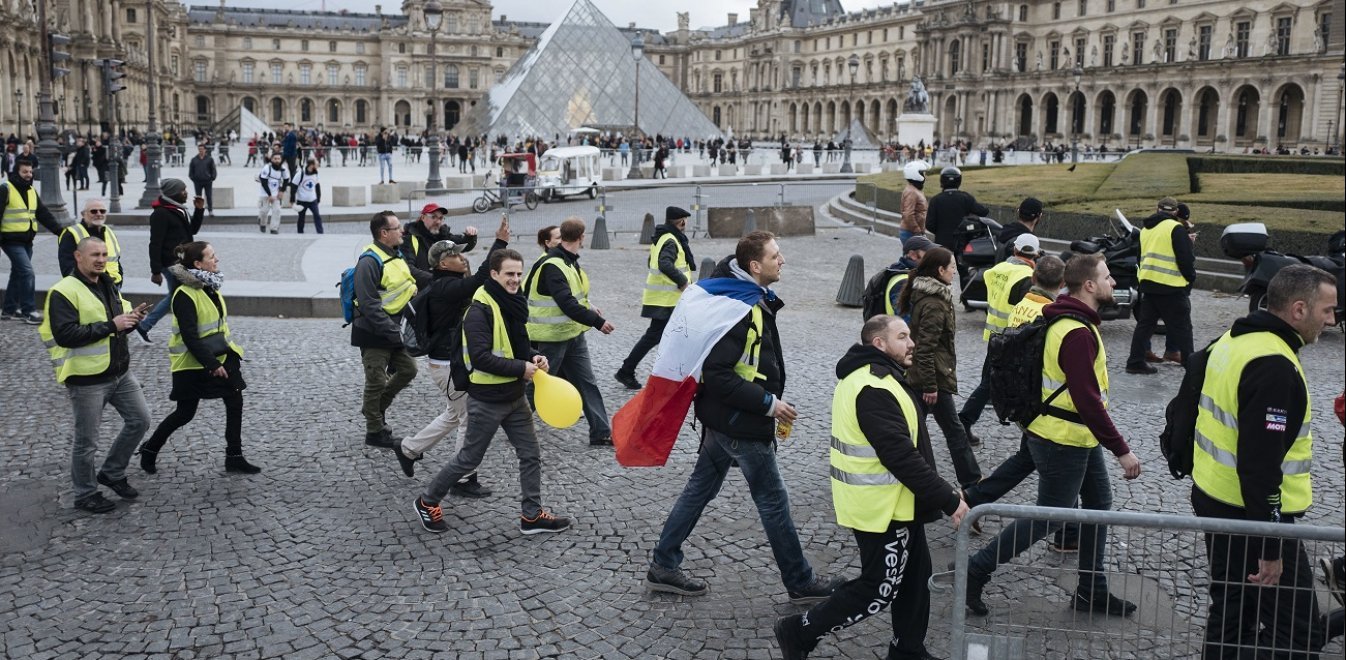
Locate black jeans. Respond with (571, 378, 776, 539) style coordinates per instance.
(925, 391, 981, 487)
(296, 201, 323, 234)
(1128, 292, 1193, 368)
(964, 434, 1079, 545)
(193, 180, 214, 212)
(1202, 527, 1326, 659)
(142, 394, 244, 456)
(795, 521, 933, 659)
(619, 316, 668, 376)
(959, 356, 992, 430)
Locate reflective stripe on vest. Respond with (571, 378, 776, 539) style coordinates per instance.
(64, 223, 122, 285)
(1026, 317, 1109, 447)
(38, 276, 130, 383)
(1192, 330, 1313, 514)
(357, 243, 416, 314)
(1138, 219, 1189, 287)
(1, 182, 37, 234)
(883, 273, 909, 316)
(641, 233, 692, 307)
(168, 285, 245, 372)
(830, 365, 921, 532)
(526, 255, 591, 342)
(983, 261, 1033, 341)
(462, 287, 517, 385)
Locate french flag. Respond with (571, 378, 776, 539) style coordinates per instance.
(612, 276, 765, 467)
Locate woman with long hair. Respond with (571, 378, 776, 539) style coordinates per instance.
(898, 247, 982, 488)
(138, 241, 261, 475)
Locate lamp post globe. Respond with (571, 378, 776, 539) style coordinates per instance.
(424, 0, 446, 195)
(627, 33, 645, 180)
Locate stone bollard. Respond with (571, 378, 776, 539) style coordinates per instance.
(835, 255, 865, 307)
(698, 257, 717, 281)
(639, 212, 656, 245)
(591, 216, 611, 250)
(741, 209, 757, 237)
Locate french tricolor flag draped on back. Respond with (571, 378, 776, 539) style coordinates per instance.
(612, 276, 765, 467)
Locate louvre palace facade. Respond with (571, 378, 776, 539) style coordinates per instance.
(2, 0, 1342, 150)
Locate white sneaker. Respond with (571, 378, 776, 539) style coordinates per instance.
(22, 311, 43, 325)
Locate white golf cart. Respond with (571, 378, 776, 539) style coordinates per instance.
(537, 145, 602, 201)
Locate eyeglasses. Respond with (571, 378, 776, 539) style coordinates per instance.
(87, 209, 108, 215)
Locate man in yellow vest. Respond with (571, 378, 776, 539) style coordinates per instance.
(352, 211, 420, 449)
(615, 206, 694, 390)
(524, 216, 614, 446)
(774, 314, 968, 660)
(1193, 264, 1339, 658)
(58, 199, 122, 288)
(2, 161, 65, 323)
(1126, 196, 1195, 374)
(412, 248, 572, 535)
(40, 237, 153, 513)
(879, 235, 936, 322)
(963, 253, 1142, 618)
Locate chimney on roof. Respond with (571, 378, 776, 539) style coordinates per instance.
(500, 14, 506, 22)
(727, 13, 738, 26)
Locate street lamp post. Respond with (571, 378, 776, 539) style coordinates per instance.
(35, 0, 70, 223)
(841, 53, 859, 174)
(1335, 64, 1345, 153)
(423, 1, 446, 195)
(626, 34, 645, 180)
(137, 0, 163, 209)
(1071, 64, 1083, 164)
(14, 89, 23, 138)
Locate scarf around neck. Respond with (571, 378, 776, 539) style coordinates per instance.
(189, 268, 225, 291)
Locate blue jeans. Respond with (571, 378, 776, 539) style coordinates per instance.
(67, 372, 151, 499)
(968, 435, 1112, 597)
(2, 242, 36, 314)
(652, 427, 815, 592)
(531, 334, 611, 441)
(898, 229, 916, 244)
(378, 153, 394, 181)
(139, 268, 180, 334)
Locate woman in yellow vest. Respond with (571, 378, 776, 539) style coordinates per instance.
(137, 241, 261, 475)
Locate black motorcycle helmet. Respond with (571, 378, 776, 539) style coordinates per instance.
(940, 166, 962, 190)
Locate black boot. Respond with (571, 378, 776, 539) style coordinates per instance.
(138, 448, 159, 474)
(225, 455, 262, 474)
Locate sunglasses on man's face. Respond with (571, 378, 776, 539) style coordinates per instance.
(87, 209, 108, 214)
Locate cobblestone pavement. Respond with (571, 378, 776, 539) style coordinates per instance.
(1, 217, 1342, 659)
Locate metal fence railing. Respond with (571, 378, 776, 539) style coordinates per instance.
(938, 503, 1345, 660)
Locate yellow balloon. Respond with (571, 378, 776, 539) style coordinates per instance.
(533, 371, 582, 428)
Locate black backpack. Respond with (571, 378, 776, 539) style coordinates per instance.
(1158, 340, 1217, 479)
(862, 270, 904, 320)
(399, 287, 434, 358)
(987, 311, 1092, 427)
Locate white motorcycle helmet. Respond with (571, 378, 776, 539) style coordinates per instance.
(903, 160, 930, 183)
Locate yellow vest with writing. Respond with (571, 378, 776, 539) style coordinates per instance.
(462, 288, 517, 385)
(1026, 317, 1109, 447)
(830, 365, 922, 531)
(38, 276, 131, 383)
(1138, 218, 1189, 288)
(1, 181, 37, 234)
(1192, 330, 1313, 514)
(1008, 292, 1051, 328)
(641, 233, 692, 308)
(526, 256, 591, 342)
(983, 261, 1033, 340)
(168, 286, 245, 372)
(63, 223, 122, 286)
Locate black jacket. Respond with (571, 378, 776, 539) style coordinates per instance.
(1192, 311, 1310, 559)
(529, 245, 606, 330)
(926, 189, 989, 250)
(188, 154, 217, 183)
(641, 222, 696, 320)
(147, 198, 204, 276)
(165, 264, 246, 401)
(401, 220, 478, 286)
(48, 272, 130, 386)
(694, 256, 785, 441)
(462, 280, 540, 403)
(423, 238, 506, 361)
(836, 343, 962, 524)
(995, 221, 1035, 264)
(0, 175, 63, 245)
(1138, 211, 1196, 295)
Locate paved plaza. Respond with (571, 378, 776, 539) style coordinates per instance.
(1, 209, 1343, 658)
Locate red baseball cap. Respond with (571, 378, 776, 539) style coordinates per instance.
(420, 203, 448, 215)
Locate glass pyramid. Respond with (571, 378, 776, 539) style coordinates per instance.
(464, 0, 722, 141)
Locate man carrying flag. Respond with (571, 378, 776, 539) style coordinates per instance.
(631, 231, 844, 604)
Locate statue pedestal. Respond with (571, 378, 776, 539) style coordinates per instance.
(897, 114, 937, 148)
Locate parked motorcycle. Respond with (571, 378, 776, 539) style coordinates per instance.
(1057, 209, 1140, 321)
(1221, 223, 1345, 324)
(956, 215, 1003, 311)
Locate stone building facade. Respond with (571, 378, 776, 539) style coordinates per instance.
(3, 0, 1342, 150)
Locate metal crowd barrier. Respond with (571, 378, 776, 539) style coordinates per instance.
(942, 503, 1345, 660)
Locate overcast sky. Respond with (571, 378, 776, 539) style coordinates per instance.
(207, 0, 898, 32)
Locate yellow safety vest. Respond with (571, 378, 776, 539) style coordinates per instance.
(884, 273, 910, 316)
(462, 287, 517, 385)
(1026, 317, 1110, 447)
(732, 305, 767, 383)
(830, 364, 922, 532)
(983, 261, 1033, 341)
(168, 285, 245, 372)
(1192, 330, 1313, 514)
(357, 243, 416, 315)
(1007, 292, 1051, 329)
(62, 222, 122, 286)
(641, 233, 692, 308)
(1138, 218, 1189, 288)
(526, 255, 591, 342)
(1, 181, 38, 234)
(38, 276, 130, 383)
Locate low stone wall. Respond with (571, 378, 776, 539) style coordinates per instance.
(707, 206, 815, 238)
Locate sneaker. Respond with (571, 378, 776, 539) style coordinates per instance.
(773, 615, 808, 660)
(259, 225, 266, 233)
(1071, 590, 1137, 616)
(1321, 556, 1345, 606)
(391, 443, 418, 478)
(0, 310, 18, 321)
(75, 492, 117, 514)
(449, 474, 492, 499)
(645, 564, 709, 596)
(96, 473, 139, 499)
(413, 497, 448, 533)
(788, 574, 846, 605)
(1125, 363, 1158, 375)
(589, 435, 613, 447)
(614, 371, 642, 390)
(520, 509, 571, 535)
(133, 327, 153, 346)
(22, 311, 42, 325)
(965, 572, 991, 616)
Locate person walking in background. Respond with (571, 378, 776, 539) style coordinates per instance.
(291, 158, 324, 234)
(137, 241, 260, 475)
(188, 144, 217, 218)
(39, 236, 152, 513)
(137, 179, 205, 344)
(614, 207, 694, 390)
(256, 152, 288, 235)
(58, 199, 122, 289)
(281, 122, 299, 203)
(1, 160, 64, 324)
(897, 247, 983, 488)
(352, 211, 419, 449)
(1126, 196, 1196, 374)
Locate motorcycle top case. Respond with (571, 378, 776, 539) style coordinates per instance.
(1220, 223, 1268, 259)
